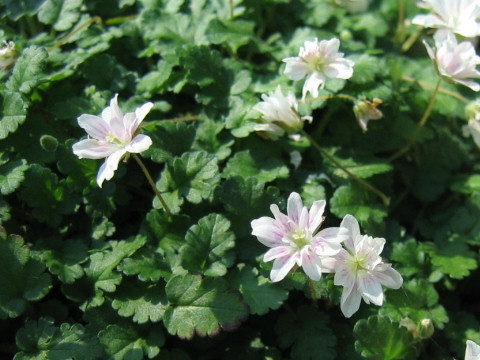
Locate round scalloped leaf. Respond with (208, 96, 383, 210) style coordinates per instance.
(163, 274, 248, 339)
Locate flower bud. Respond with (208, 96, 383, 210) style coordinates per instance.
(0, 41, 19, 71)
(418, 318, 434, 339)
(40, 135, 59, 152)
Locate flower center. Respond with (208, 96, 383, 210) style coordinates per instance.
(312, 56, 328, 73)
(290, 229, 310, 249)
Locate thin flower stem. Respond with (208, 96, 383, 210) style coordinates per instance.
(132, 153, 172, 216)
(301, 130, 390, 206)
(105, 14, 138, 25)
(389, 78, 442, 161)
(301, 93, 357, 103)
(47, 16, 102, 52)
(402, 75, 468, 103)
(402, 26, 424, 52)
(308, 278, 318, 308)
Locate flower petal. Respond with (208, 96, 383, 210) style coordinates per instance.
(128, 102, 154, 136)
(340, 284, 362, 318)
(96, 149, 127, 187)
(251, 216, 286, 247)
(287, 192, 304, 224)
(125, 134, 152, 153)
(358, 271, 383, 306)
(302, 72, 325, 99)
(340, 214, 360, 252)
(264, 246, 293, 262)
(373, 263, 403, 289)
(301, 251, 323, 281)
(307, 199, 325, 233)
(283, 57, 308, 80)
(465, 340, 480, 360)
(270, 254, 297, 282)
(77, 114, 111, 141)
(72, 139, 119, 159)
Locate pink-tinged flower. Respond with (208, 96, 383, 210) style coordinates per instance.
(424, 30, 480, 91)
(253, 86, 312, 140)
(463, 119, 480, 149)
(283, 38, 354, 99)
(250, 192, 348, 282)
(72, 94, 153, 187)
(466, 340, 480, 360)
(412, 0, 480, 38)
(331, 215, 403, 318)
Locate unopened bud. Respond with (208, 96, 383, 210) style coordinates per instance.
(0, 41, 19, 71)
(418, 318, 434, 339)
(40, 135, 59, 152)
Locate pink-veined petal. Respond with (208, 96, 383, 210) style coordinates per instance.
(270, 254, 297, 282)
(251, 216, 286, 247)
(107, 94, 128, 142)
(270, 204, 292, 231)
(287, 192, 304, 224)
(263, 246, 293, 262)
(125, 134, 152, 154)
(77, 114, 111, 140)
(96, 149, 127, 187)
(301, 251, 323, 281)
(320, 256, 337, 273)
(72, 139, 120, 159)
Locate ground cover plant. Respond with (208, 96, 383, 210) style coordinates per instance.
(2, 0, 480, 359)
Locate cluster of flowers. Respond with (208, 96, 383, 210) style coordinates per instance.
(411, 0, 480, 147)
(250, 192, 403, 318)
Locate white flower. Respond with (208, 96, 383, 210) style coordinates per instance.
(283, 38, 354, 99)
(353, 98, 384, 132)
(253, 85, 312, 140)
(0, 41, 18, 70)
(250, 192, 348, 282)
(466, 340, 480, 360)
(463, 119, 480, 148)
(412, 0, 480, 38)
(424, 30, 480, 91)
(331, 214, 403, 318)
(72, 94, 153, 187)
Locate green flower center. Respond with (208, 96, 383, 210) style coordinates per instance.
(290, 229, 310, 249)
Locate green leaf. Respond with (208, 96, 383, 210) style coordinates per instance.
(111, 279, 168, 324)
(451, 174, 480, 194)
(163, 274, 248, 339)
(223, 150, 289, 185)
(0, 227, 52, 319)
(204, 19, 255, 51)
(36, 238, 89, 284)
(119, 249, 172, 282)
(14, 317, 102, 360)
(180, 213, 235, 277)
(144, 122, 196, 164)
(99, 323, 164, 360)
(0, 158, 29, 195)
(6, 46, 48, 94)
(353, 315, 417, 360)
(330, 183, 387, 226)
(157, 151, 220, 209)
(38, 0, 82, 31)
(275, 305, 336, 360)
(379, 279, 449, 329)
(192, 117, 234, 161)
(18, 164, 79, 227)
(0, 91, 27, 139)
(422, 237, 478, 279)
(137, 60, 174, 95)
(229, 265, 288, 315)
(390, 238, 426, 278)
(444, 311, 480, 357)
(350, 54, 382, 84)
(327, 150, 393, 179)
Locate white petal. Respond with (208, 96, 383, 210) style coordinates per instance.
(264, 246, 293, 262)
(107, 94, 128, 142)
(465, 340, 480, 360)
(125, 134, 152, 153)
(340, 284, 362, 318)
(301, 251, 323, 281)
(373, 263, 403, 289)
(270, 204, 292, 231)
(358, 272, 384, 306)
(251, 216, 286, 247)
(307, 200, 326, 233)
(283, 57, 308, 81)
(340, 214, 360, 252)
(77, 114, 111, 141)
(96, 149, 127, 187)
(287, 192, 304, 224)
(72, 139, 119, 159)
(412, 14, 446, 28)
(302, 72, 325, 99)
(320, 256, 337, 273)
(129, 102, 154, 135)
(270, 254, 297, 282)
(325, 59, 355, 80)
